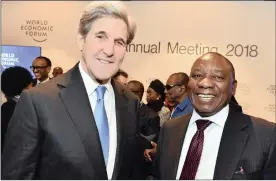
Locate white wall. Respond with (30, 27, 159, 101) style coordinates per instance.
(2, 1, 275, 122)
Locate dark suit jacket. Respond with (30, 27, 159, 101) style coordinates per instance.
(1, 64, 141, 180)
(139, 103, 160, 142)
(150, 107, 276, 180)
(131, 103, 160, 180)
(1, 98, 17, 152)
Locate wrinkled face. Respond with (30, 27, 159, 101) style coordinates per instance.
(31, 58, 50, 81)
(115, 75, 128, 86)
(146, 87, 160, 103)
(78, 17, 128, 83)
(188, 54, 237, 117)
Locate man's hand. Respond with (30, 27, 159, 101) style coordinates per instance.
(143, 141, 157, 162)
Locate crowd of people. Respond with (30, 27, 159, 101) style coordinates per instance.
(1, 1, 275, 180)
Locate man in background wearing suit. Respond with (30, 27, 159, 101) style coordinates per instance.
(113, 69, 129, 86)
(30, 56, 52, 85)
(2, 1, 140, 179)
(127, 80, 160, 142)
(150, 52, 276, 179)
(127, 80, 160, 179)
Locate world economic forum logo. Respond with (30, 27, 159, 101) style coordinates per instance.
(267, 85, 276, 96)
(1, 53, 19, 69)
(21, 20, 54, 42)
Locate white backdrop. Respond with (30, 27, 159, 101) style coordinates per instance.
(2, 1, 275, 122)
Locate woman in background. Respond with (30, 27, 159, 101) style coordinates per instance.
(146, 79, 171, 127)
(1, 66, 33, 152)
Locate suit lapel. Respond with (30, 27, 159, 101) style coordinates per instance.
(166, 115, 191, 179)
(58, 64, 108, 179)
(213, 110, 250, 180)
(111, 80, 132, 179)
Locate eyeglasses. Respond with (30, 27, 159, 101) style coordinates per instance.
(165, 84, 182, 91)
(30, 65, 49, 71)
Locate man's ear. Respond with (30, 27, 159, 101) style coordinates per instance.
(180, 85, 186, 94)
(46, 66, 51, 73)
(77, 34, 85, 51)
(232, 80, 238, 95)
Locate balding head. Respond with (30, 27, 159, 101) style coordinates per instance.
(194, 52, 236, 80)
(127, 80, 144, 101)
(188, 52, 237, 117)
(52, 66, 63, 78)
(166, 72, 189, 104)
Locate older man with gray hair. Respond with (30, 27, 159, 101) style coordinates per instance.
(2, 1, 140, 180)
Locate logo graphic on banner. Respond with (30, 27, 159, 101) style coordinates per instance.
(267, 85, 276, 96)
(1, 53, 19, 69)
(1, 45, 41, 77)
(21, 20, 54, 42)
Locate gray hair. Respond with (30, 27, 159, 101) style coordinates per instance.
(78, 1, 136, 45)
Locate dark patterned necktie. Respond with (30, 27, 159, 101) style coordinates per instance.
(179, 119, 212, 180)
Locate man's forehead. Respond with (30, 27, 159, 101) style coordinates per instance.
(90, 17, 128, 41)
(167, 74, 181, 84)
(191, 55, 230, 72)
(33, 58, 46, 64)
(128, 83, 141, 89)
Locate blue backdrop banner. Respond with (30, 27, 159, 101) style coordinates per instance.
(1, 45, 41, 77)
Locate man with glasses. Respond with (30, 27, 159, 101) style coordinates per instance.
(144, 72, 193, 162)
(165, 72, 193, 119)
(30, 56, 52, 85)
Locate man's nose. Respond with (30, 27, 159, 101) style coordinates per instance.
(198, 77, 215, 89)
(102, 41, 115, 57)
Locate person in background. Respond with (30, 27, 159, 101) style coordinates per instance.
(1, 1, 141, 179)
(1, 66, 33, 152)
(127, 80, 160, 179)
(150, 52, 276, 180)
(113, 69, 128, 86)
(52, 66, 63, 78)
(146, 79, 171, 127)
(30, 56, 52, 85)
(144, 72, 193, 162)
(164, 98, 177, 112)
(165, 72, 193, 119)
(127, 80, 160, 142)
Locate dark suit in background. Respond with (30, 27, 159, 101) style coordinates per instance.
(150, 108, 276, 179)
(132, 103, 160, 179)
(1, 64, 141, 179)
(139, 103, 160, 142)
(1, 98, 16, 153)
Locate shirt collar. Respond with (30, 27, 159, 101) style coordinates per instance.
(190, 104, 229, 128)
(78, 61, 112, 96)
(38, 77, 50, 84)
(176, 97, 191, 111)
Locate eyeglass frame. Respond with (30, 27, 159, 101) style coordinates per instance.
(30, 65, 49, 71)
(165, 84, 183, 91)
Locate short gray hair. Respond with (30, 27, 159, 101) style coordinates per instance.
(78, 1, 136, 45)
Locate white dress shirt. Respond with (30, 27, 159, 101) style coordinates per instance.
(176, 105, 229, 179)
(79, 62, 117, 179)
(37, 77, 50, 84)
